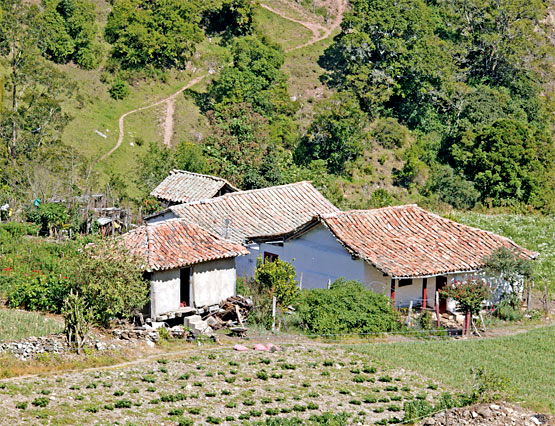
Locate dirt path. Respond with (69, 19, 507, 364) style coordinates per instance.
(260, 0, 345, 52)
(98, 0, 346, 160)
(163, 98, 175, 147)
(98, 74, 207, 162)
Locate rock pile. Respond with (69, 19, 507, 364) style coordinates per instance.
(420, 403, 552, 426)
(0, 335, 68, 359)
(202, 296, 253, 330)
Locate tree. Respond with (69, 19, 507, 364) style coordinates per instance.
(207, 35, 292, 118)
(105, 0, 204, 69)
(295, 92, 367, 175)
(255, 257, 299, 308)
(0, 0, 73, 162)
(451, 119, 551, 205)
(41, 0, 100, 69)
(70, 239, 149, 326)
(202, 0, 257, 37)
(202, 103, 269, 186)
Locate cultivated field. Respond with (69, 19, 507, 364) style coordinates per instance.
(352, 325, 555, 413)
(0, 345, 448, 425)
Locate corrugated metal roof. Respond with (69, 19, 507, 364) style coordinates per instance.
(318, 205, 538, 278)
(169, 181, 340, 244)
(122, 219, 249, 271)
(150, 170, 239, 204)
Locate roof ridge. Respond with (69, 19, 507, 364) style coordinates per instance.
(169, 169, 230, 183)
(172, 181, 316, 208)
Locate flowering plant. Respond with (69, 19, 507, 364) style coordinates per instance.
(439, 277, 492, 314)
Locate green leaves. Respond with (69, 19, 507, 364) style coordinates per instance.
(105, 0, 204, 69)
(297, 279, 400, 336)
(255, 257, 299, 308)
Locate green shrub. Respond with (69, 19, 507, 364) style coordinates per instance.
(15, 401, 27, 410)
(403, 399, 434, 423)
(255, 257, 299, 307)
(115, 399, 132, 408)
(109, 79, 129, 100)
(177, 418, 194, 426)
(297, 279, 401, 335)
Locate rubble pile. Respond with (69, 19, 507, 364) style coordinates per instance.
(420, 403, 552, 426)
(203, 296, 253, 330)
(0, 335, 117, 359)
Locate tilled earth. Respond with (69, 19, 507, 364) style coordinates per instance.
(0, 344, 447, 425)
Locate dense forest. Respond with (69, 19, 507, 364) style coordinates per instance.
(0, 0, 553, 217)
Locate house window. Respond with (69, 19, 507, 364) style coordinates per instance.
(398, 278, 413, 287)
(264, 252, 279, 263)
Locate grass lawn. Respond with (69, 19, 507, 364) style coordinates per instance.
(449, 212, 555, 293)
(349, 325, 555, 413)
(0, 309, 64, 341)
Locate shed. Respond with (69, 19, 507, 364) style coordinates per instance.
(123, 218, 249, 317)
(150, 170, 239, 206)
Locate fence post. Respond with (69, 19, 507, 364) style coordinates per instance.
(407, 301, 413, 326)
(271, 296, 277, 332)
(435, 291, 441, 328)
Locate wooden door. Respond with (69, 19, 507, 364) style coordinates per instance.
(435, 276, 448, 314)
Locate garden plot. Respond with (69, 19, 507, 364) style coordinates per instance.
(0, 345, 447, 425)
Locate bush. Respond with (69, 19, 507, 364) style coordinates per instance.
(109, 79, 129, 100)
(297, 279, 401, 336)
(70, 239, 149, 326)
(255, 257, 299, 307)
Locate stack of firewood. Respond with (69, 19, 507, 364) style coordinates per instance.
(202, 296, 253, 330)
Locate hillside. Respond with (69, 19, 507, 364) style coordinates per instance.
(0, 0, 553, 212)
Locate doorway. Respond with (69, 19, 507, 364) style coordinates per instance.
(180, 267, 191, 307)
(435, 275, 447, 314)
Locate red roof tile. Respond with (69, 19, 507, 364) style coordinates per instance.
(150, 170, 239, 204)
(319, 205, 538, 278)
(122, 219, 249, 271)
(168, 182, 340, 243)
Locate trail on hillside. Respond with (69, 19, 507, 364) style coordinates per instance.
(98, 0, 345, 161)
(98, 73, 208, 162)
(260, 0, 345, 52)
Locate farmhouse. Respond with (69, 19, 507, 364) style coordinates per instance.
(123, 218, 248, 317)
(250, 205, 538, 311)
(146, 181, 340, 277)
(150, 170, 239, 206)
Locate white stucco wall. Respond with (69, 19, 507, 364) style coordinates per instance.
(150, 269, 181, 316)
(149, 258, 237, 317)
(192, 258, 236, 307)
(146, 210, 177, 224)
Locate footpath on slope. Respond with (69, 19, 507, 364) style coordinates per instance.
(98, 0, 346, 160)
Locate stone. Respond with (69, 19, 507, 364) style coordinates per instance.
(471, 411, 478, 419)
(490, 404, 501, 410)
(422, 417, 435, 425)
(530, 417, 542, 425)
(206, 317, 219, 327)
(145, 340, 155, 348)
(477, 407, 493, 418)
(95, 341, 106, 350)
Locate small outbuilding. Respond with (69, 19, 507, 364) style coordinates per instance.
(123, 218, 249, 317)
(250, 205, 538, 311)
(150, 170, 239, 207)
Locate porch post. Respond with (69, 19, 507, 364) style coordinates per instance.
(422, 277, 427, 310)
(390, 278, 396, 306)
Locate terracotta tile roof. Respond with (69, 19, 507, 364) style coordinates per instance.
(150, 170, 239, 204)
(168, 182, 340, 244)
(122, 219, 249, 271)
(318, 205, 538, 278)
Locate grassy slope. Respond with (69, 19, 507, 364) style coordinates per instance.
(350, 325, 555, 412)
(449, 212, 555, 293)
(0, 310, 63, 341)
(56, 3, 313, 198)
